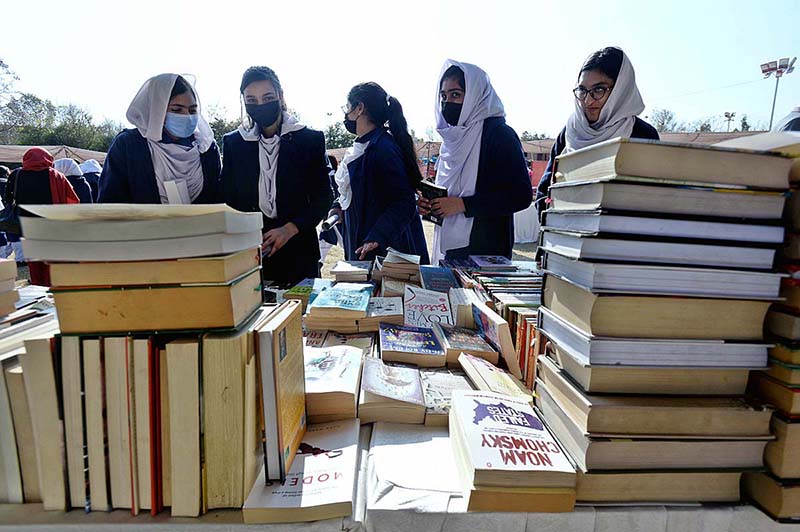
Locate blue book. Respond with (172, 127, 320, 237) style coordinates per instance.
(419, 266, 459, 293)
(308, 287, 370, 317)
(379, 323, 446, 368)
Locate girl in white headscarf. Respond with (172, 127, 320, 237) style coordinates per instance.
(535, 47, 659, 213)
(53, 158, 93, 203)
(98, 73, 220, 204)
(418, 59, 532, 264)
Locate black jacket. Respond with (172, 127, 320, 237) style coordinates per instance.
(445, 116, 533, 260)
(535, 117, 660, 213)
(220, 126, 333, 285)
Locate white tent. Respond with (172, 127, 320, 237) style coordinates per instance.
(0, 145, 106, 164)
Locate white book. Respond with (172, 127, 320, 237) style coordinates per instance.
(450, 390, 575, 488)
(365, 297, 403, 318)
(543, 251, 784, 299)
(243, 420, 360, 524)
(404, 286, 454, 328)
(541, 230, 775, 270)
(544, 211, 784, 244)
(22, 230, 263, 262)
(304, 346, 363, 398)
(0, 350, 23, 503)
(539, 307, 768, 368)
(385, 247, 421, 264)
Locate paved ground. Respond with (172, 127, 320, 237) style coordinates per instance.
(321, 220, 537, 277)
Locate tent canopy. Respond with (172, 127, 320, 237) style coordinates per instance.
(0, 145, 106, 165)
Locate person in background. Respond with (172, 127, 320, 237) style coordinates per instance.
(535, 46, 659, 214)
(54, 158, 93, 203)
(99, 73, 220, 204)
(418, 60, 532, 263)
(329, 82, 429, 263)
(220, 66, 332, 285)
(0, 166, 9, 259)
(79, 158, 103, 202)
(774, 105, 800, 132)
(318, 154, 340, 268)
(5, 147, 79, 285)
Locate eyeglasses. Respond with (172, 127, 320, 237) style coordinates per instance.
(573, 85, 613, 101)
(341, 104, 353, 115)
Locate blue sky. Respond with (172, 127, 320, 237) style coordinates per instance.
(2, 0, 798, 138)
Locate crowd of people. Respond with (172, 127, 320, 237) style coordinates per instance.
(3, 46, 797, 287)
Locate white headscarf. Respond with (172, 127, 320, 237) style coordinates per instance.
(79, 159, 103, 174)
(334, 140, 369, 211)
(432, 59, 505, 265)
(774, 105, 800, 132)
(564, 48, 645, 153)
(53, 158, 82, 177)
(126, 73, 214, 204)
(237, 112, 306, 218)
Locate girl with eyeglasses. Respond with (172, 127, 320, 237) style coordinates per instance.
(220, 66, 333, 285)
(535, 47, 659, 213)
(418, 60, 532, 263)
(329, 82, 429, 263)
(100, 74, 221, 204)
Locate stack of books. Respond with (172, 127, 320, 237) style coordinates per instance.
(304, 284, 402, 333)
(284, 278, 333, 312)
(8, 204, 313, 519)
(736, 133, 800, 522)
(536, 137, 793, 505)
(449, 390, 576, 512)
(331, 260, 372, 282)
(374, 248, 421, 282)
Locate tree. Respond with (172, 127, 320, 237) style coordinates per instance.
(206, 105, 239, 147)
(0, 93, 57, 143)
(324, 121, 355, 149)
(0, 59, 18, 105)
(649, 109, 683, 132)
(740, 115, 751, 132)
(521, 131, 546, 141)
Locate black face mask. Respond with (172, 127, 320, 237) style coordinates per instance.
(246, 101, 282, 129)
(343, 112, 358, 135)
(442, 102, 463, 126)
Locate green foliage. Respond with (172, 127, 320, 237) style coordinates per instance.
(206, 105, 239, 147)
(520, 131, 547, 141)
(324, 120, 356, 149)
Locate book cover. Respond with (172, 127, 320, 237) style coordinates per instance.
(459, 352, 530, 400)
(385, 247, 421, 264)
(304, 330, 327, 348)
(285, 279, 334, 298)
(420, 266, 459, 293)
(419, 181, 447, 225)
(469, 255, 515, 270)
(366, 297, 403, 318)
(440, 325, 495, 354)
(452, 390, 573, 475)
(404, 285, 454, 328)
(420, 368, 473, 418)
(308, 287, 370, 314)
(379, 323, 445, 357)
(361, 357, 424, 405)
(331, 261, 372, 275)
(243, 419, 359, 523)
(304, 346, 363, 396)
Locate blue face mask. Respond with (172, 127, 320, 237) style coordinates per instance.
(164, 112, 199, 139)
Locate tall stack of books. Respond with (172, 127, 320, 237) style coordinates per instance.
(9, 204, 311, 518)
(536, 137, 793, 504)
(731, 133, 800, 522)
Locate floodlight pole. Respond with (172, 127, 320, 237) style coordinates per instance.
(769, 76, 780, 131)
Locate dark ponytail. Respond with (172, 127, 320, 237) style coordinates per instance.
(347, 82, 422, 187)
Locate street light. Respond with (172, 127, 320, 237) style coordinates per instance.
(724, 112, 736, 132)
(761, 57, 796, 130)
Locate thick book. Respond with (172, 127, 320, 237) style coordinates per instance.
(358, 357, 425, 424)
(537, 356, 772, 437)
(553, 137, 792, 189)
(4, 360, 40, 504)
(322, 332, 375, 357)
(384, 247, 421, 265)
(549, 346, 751, 395)
(304, 345, 363, 423)
(433, 324, 498, 366)
(403, 285, 454, 328)
(577, 470, 741, 503)
(743, 472, 800, 521)
(766, 358, 800, 385)
(307, 286, 370, 319)
(331, 260, 372, 281)
(539, 306, 769, 368)
(544, 210, 784, 243)
(768, 308, 800, 341)
(765, 416, 800, 478)
(0, 349, 23, 504)
(256, 300, 307, 481)
(537, 383, 769, 472)
(21, 336, 67, 510)
(471, 300, 522, 379)
(51, 268, 262, 334)
(60, 336, 85, 509)
(543, 273, 770, 340)
(548, 180, 787, 219)
(104, 337, 134, 511)
(419, 266, 459, 293)
(449, 390, 575, 488)
(543, 250, 784, 299)
(541, 230, 776, 270)
(19, 203, 262, 241)
(419, 181, 447, 225)
(419, 367, 474, 427)
(81, 339, 109, 511)
(749, 372, 800, 416)
(379, 323, 446, 368)
(458, 352, 531, 401)
(243, 419, 360, 524)
(357, 297, 404, 332)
